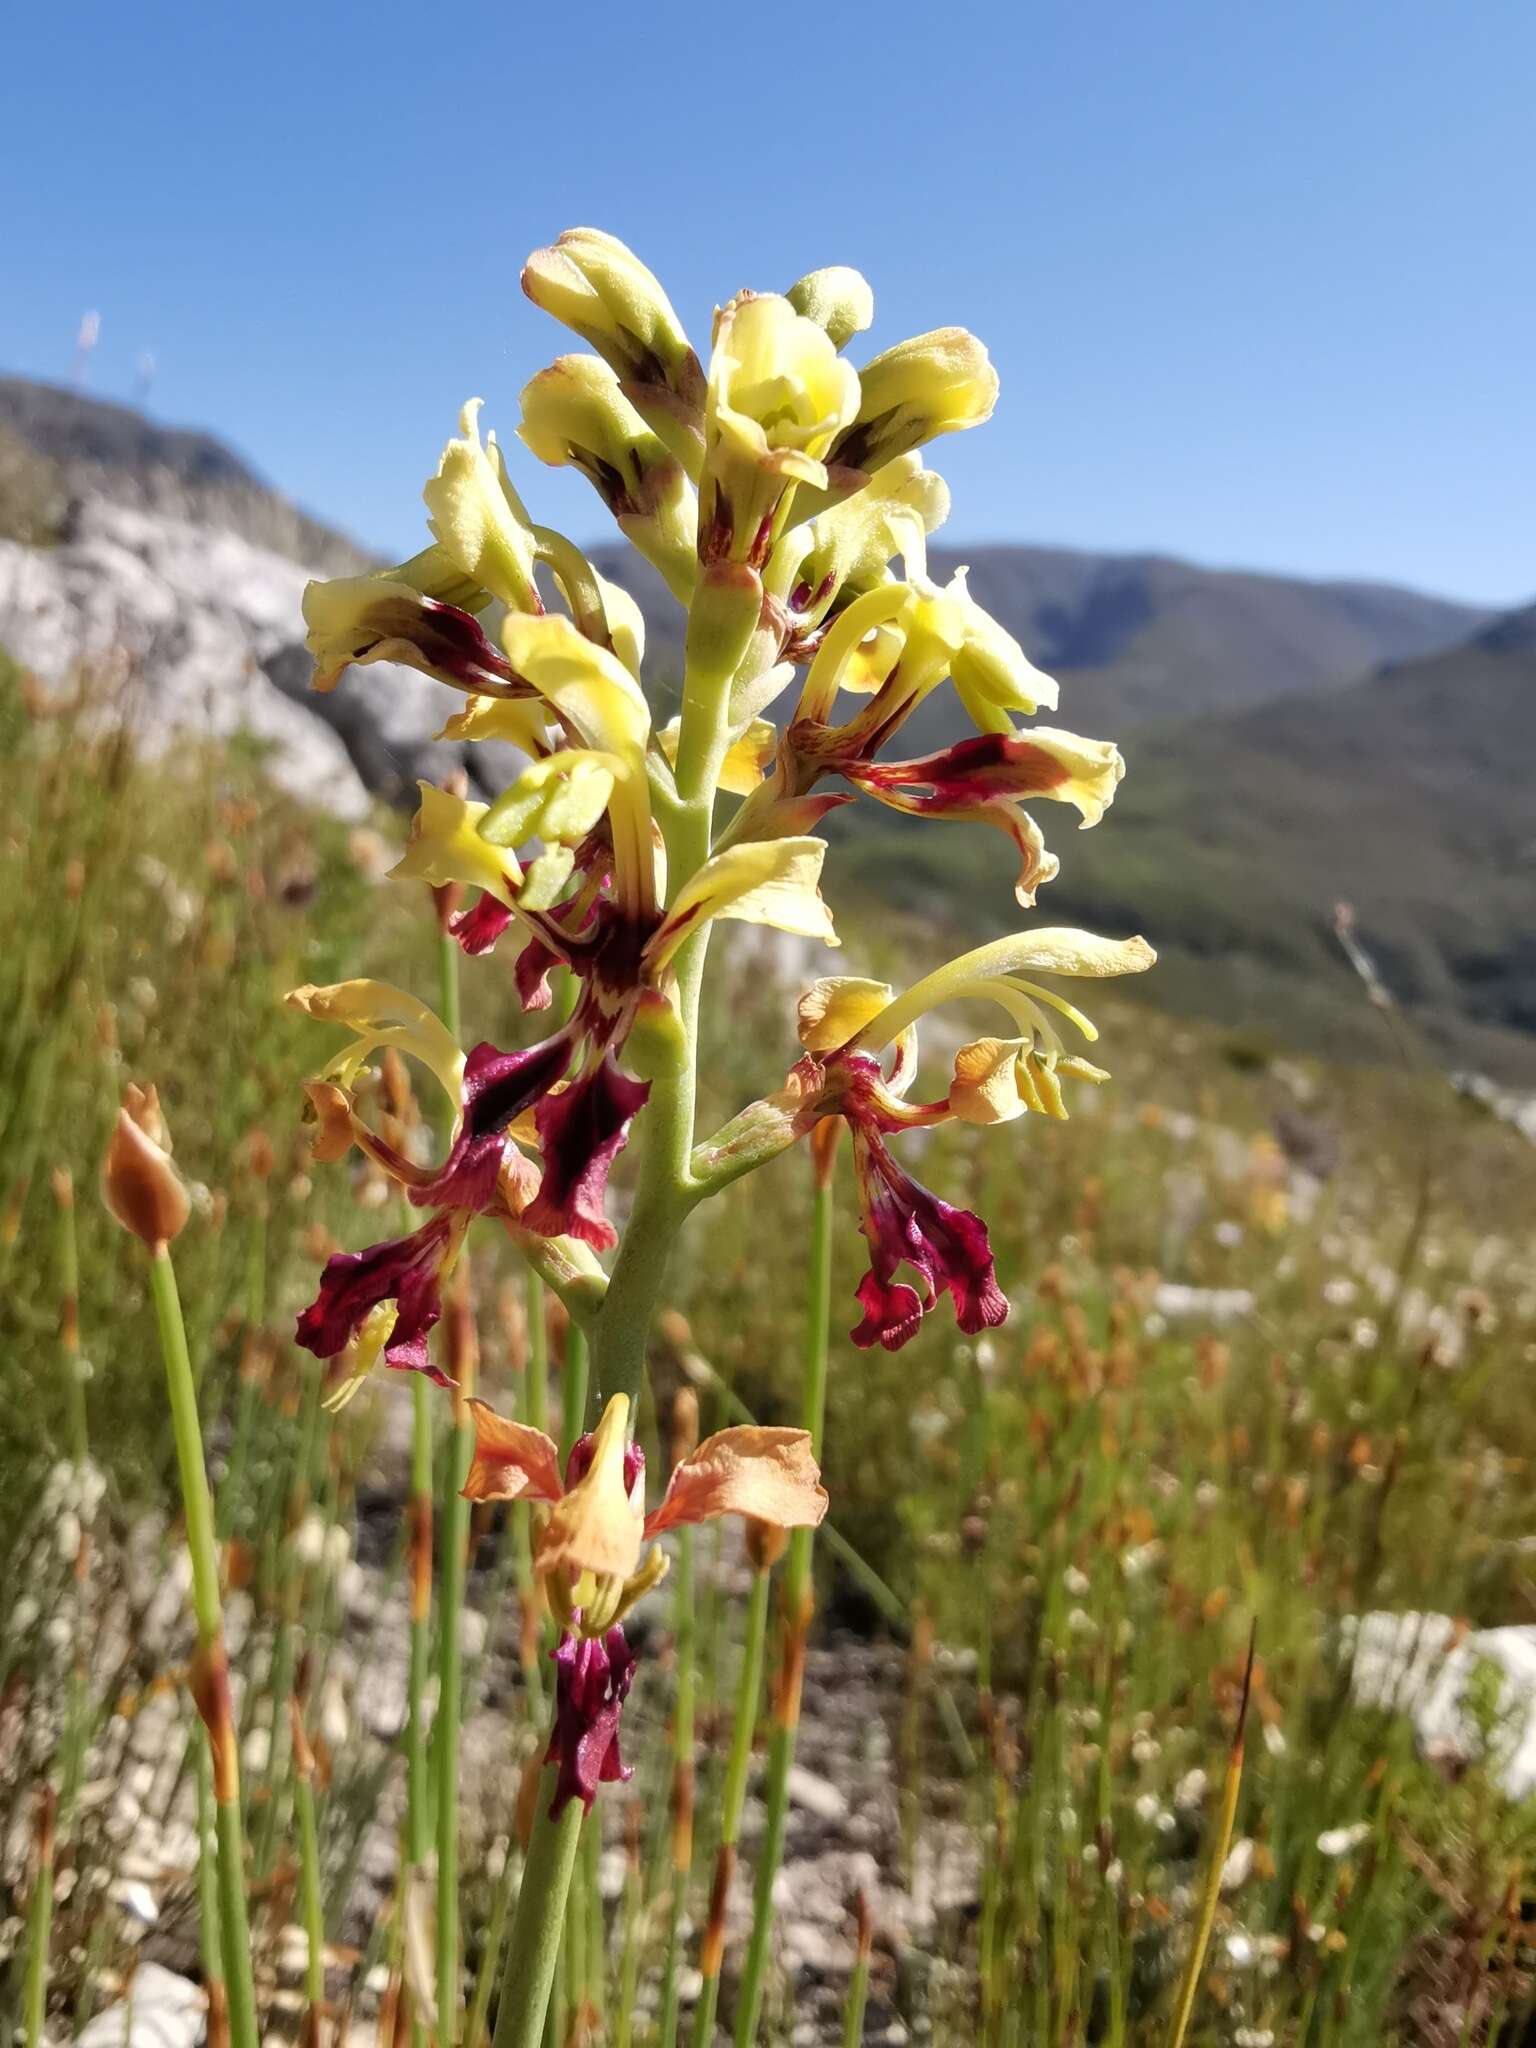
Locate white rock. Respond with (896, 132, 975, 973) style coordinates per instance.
(72, 1962, 204, 2048)
(1348, 1611, 1536, 1798)
(786, 1766, 848, 1822)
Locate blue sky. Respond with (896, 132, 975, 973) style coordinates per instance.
(3, 0, 1531, 605)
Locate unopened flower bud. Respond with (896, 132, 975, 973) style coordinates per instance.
(103, 1085, 190, 1250)
(786, 266, 875, 351)
(519, 356, 697, 602)
(522, 227, 704, 409)
(834, 327, 998, 474)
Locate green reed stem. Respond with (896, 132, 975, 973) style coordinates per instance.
(466, 1840, 519, 2048)
(21, 1786, 56, 2048)
(561, 1321, 590, 1460)
(148, 1242, 260, 2048)
(690, 1562, 771, 2048)
(734, 1169, 835, 2047)
(658, 1521, 697, 2048)
(194, 1739, 227, 2048)
(293, 1722, 326, 2025)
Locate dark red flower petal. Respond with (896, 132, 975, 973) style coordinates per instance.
(410, 1034, 575, 1214)
(294, 1213, 456, 1385)
(514, 931, 560, 1012)
(448, 891, 515, 957)
(545, 1624, 637, 1817)
(848, 1126, 1008, 1350)
(523, 1053, 651, 1251)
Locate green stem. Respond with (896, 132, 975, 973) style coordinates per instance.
(657, 1524, 696, 2048)
(690, 1565, 771, 2048)
(465, 1841, 519, 2048)
(148, 1244, 260, 2048)
(21, 1787, 56, 2048)
(733, 1173, 835, 2047)
(560, 1321, 590, 1461)
(490, 1780, 585, 2048)
(294, 1747, 326, 2021)
(193, 1741, 227, 2044)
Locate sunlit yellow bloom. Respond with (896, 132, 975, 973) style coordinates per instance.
(795, 976, 896, 1052)
(657, 715, 777, 795)
(786, 265, 875, 350)
(766, 452, 950, 631)
(519, 356, 697, 602)
(301, 555, 503, 697)
(644, 837, 840, 975)
(423, 400, 542, 615)
(522, 228, 704, 409)
(701, 292, 862, 565)
(835, 327, 998, 473)
(499, 614, 655, 915)
(285, 979, 465, 1105)
(390, 781, 525, 908)
(435, 694, 551, 757)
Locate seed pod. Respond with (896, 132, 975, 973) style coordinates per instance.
(102, 1085, 189, 1250)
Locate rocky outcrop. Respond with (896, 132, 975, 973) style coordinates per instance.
(0, 498, 489, 817)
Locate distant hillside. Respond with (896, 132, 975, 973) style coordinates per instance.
(590, 542, 1488, 734)
(0, 377, 368, 574)
(842, 608, 1536, 1081)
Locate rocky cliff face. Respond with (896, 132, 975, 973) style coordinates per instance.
(0, 497, 497, 817)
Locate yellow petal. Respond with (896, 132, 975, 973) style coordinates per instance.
(479, 750, 617, 852)
(657, 716, 777, 795)
(285, 979, 464, 1104)
(796, 976, 895, 1052)
(435, 695, 551, 756)
(500, 613, 651, 757)
(644, 1427, 827, 1539)
(537, 1394, 644, 1581)
(423, 399, 541, 614)
(949, 1038, 1029, 1125)
(645, 838, 839, 975)
(389, 782, 524, 907)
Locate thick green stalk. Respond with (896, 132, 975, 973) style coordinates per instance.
(733, 1172, 835, 2046)
(148, 1244, 260, 2048)
(489, 558, 748, 2048)
(560, 1322, 590, 1460)
(292, 1706, 326, 2035)
(690, 1563, 771, 2048)
(490, 1779, 585, 2048)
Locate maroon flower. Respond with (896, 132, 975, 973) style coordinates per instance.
(545, 1624, 637, 1816)
(410, 1035, 575, 1213)
(448, 891, 514, 957)
(848, 1123, 1007, 1350)
(294, 1211, 459, 1382)
(523, 1052, 651, 1250)
(514, 930, 562, 1011)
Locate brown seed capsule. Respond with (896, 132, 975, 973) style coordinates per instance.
(743, 1517, 789, 1573)
(102, 1086, 190, 1250)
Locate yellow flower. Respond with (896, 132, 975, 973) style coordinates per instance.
(519, 357, 697, 602)
(389, 782, 526, 908)
(522, 228, 704, 410)
(835, 327, 998, 473)
(701, 292, 862, 565)
(643, 837, 840, 975)
(832, 928, 1155, 1123)
(657, 715, 777, 795)
(786, 265, 875, 350)
(423, 400, 542, 615)
(285, 979, 465, 1106)
(301, 557, 506, 697)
